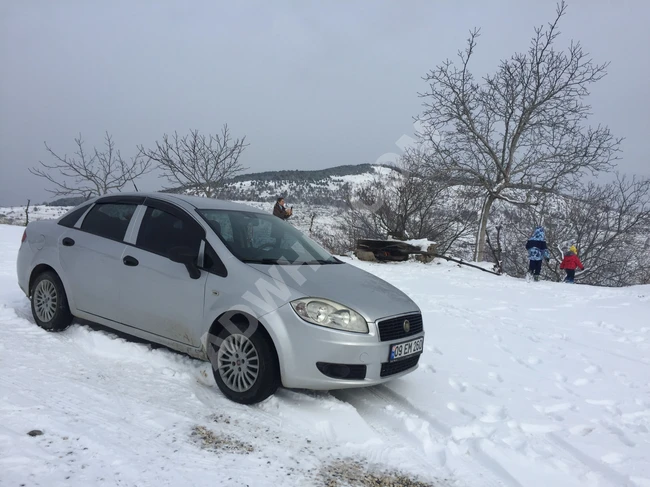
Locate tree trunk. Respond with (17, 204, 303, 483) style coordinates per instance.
(474, 194, 496, 262)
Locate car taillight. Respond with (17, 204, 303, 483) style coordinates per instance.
(21, 229, 27, 243)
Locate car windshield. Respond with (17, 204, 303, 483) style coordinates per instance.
(197, 209, 341, 265)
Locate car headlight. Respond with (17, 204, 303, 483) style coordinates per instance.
(290, 298, 369, 333)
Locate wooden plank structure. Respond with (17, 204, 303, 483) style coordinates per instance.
(355, 239, 434, 262)
(354, 238, 500, 275)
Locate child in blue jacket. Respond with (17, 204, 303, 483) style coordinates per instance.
(525, 226, 550, 281)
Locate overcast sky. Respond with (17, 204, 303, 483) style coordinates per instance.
(1, 0, 648, 205)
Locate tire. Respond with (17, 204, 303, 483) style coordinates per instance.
(209, 318, 280, 404)
(30, 271, 73, 332)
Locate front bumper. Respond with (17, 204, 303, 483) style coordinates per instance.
(262, 303, 424, 390)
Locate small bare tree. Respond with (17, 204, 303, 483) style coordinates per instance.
(25, 199, 30, 227)
(139, 125, 248, 198)
(497, 174, 650, 286)
(29, 132, 152, 198)
(417, 1, 621, 262)
(485, 225, 504, 274)
(339, 156, 476, 254)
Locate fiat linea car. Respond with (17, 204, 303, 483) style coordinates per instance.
(16, 193, 425, 404)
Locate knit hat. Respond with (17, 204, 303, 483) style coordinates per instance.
(531, 226, 546, 241)
(569, 245, 577, 254)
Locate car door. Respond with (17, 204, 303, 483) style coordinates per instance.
(58, 199, 140, 321)
(115, 199, 210, 348)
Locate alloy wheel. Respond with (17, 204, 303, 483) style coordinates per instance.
(217, 334, 260, 392)
(33, 279, 58, 322)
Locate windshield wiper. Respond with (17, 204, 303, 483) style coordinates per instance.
(241, 258, 285, 265)
(301, 259, 341, 265)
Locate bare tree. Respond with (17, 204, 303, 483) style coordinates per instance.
(416, 1, 621, 262)
(139, 125, 248, 198)
(29, 132, 152, 198)
(339, 156, 476, 254)
(25, 199, 30, 227)
(485, 225, 504, 274)
(495, 174, 650, 286)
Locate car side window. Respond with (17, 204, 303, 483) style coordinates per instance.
(136, 207, 203, 258)
(80, 203, 137, 241)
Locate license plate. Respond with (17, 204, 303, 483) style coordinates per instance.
(389, 337, 424, 362)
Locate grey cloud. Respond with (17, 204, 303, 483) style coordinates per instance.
(1, 0, 648, 205)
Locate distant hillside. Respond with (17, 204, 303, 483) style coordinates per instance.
(44, 196, 89, 207)
(46, 164, 395, 207)
(228, 163, 381, 182)
(162, 163, 396, 206)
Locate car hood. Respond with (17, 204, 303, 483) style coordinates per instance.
(246, 261, 420, 322)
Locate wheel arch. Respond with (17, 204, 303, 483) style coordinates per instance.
(28, 264, 58, 296)
(27, 262, 77, 313)
(204, 311, 283, 381)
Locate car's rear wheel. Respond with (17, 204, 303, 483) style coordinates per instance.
(209, 319, 279, 404)
(31, 271, 73, 332)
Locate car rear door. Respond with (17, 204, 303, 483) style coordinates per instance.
(115, 199, 209, 348)
(58, 197, 141, 321)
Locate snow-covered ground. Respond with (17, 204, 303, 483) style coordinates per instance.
(1, 223, 650, 486)
(0, 205, 70, 225)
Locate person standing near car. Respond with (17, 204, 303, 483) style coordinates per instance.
(273, 197, 292, 220)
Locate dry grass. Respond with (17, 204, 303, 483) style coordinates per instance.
(190, 425, 254, 455)
(320, 459, 445, 487)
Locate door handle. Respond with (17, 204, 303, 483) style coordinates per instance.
(123, 255, 139, 267)
(62, 237, 75, 247)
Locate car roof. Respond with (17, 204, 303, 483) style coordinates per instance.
(94, 191, 267, 214)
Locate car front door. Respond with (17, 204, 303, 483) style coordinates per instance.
(115, 199, 210, 348)
(58, 199, 140, 321)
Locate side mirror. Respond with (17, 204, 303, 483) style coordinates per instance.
(168, 246, 201, 280)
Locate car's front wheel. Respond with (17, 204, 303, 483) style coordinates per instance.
(209, 319, 280, 404)
(31, 271, 73, 332)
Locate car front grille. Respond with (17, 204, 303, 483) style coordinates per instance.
(380, 355, 421, 377)
(376, 313, 423, 342)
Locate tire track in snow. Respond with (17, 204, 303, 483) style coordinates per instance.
(546, 433, 635, 486)
(331, 386, 523, 487)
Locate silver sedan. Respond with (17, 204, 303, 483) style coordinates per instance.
(16, 193, 425, 404)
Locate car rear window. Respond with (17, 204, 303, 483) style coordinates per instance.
(58, 204, 91, 228)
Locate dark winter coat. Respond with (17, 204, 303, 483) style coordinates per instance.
(560, 252, 584, 271)
(273, 202, 291, 220)
(525, 226, 551, 261)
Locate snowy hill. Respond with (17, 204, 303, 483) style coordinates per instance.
(31, 163, 399, 210)
(2, 223, 650, 486)
(165, 163, 397, 206)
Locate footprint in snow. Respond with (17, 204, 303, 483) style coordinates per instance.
(586, 399, 617, 406)
(510, 356, 532, 368)
(569, 424, 595, 436)
(448, 378, 467, 392)
(601, 452, 626, 465)
(534, 402, 577, 414)
(488, 372, 503, 382)
(420, 364, 436, 374)
(584, 365, 602, 374)
(472, 384, 496, 397)
(479, 405, 508, 423)
(447, 402, 475, 418)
